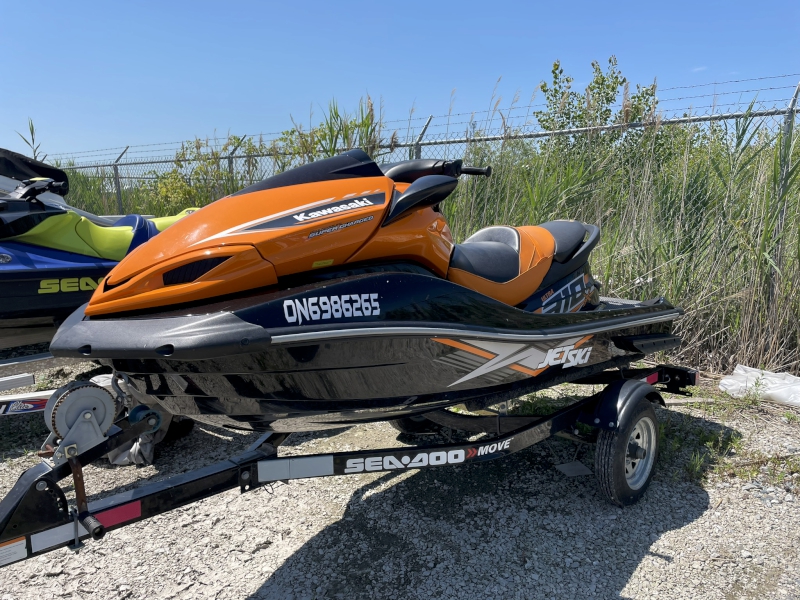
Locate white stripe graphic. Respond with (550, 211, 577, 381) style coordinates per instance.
(258, 456, 334, 482)
(269, 312, 680, 345)
(31, 521, 89, 553)
(194, 197, 336, 246)
(194, 188, 385, 247)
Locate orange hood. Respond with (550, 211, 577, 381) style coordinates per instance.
(86, 176, 393, 316)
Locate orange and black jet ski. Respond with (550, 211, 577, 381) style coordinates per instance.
(50, 149, 682, 432)
(0, 151, 691, 562)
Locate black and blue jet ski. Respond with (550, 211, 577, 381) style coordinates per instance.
(0, 148, 193, 350)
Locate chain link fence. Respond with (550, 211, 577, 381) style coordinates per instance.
(54, 78, 800, 216)
(52, 79, 800, 373)
(59, 107, 796, 212)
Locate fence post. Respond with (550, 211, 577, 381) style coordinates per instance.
(227, 137, 245, 178)
(112, 146, 129, 214)
(774, 81, 800, 269)
(413, 116, 433, 159)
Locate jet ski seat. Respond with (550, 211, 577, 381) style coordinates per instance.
(447, 221, 598, 306)
(447, 225, 556, 305)
(111, 214, 160, 252)
(538, 220, 589, 263)
(448, 227, 521, 283)
(7, 209, 197, 263)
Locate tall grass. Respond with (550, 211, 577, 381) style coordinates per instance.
(447, 105, 800, 373)
(56, 60, 800, 374)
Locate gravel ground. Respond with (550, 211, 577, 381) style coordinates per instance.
(1, 365, 799, 599)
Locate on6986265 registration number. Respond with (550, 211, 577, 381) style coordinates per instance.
(283, 293, 380, 325)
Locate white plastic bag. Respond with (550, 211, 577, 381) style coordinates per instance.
(719, 364, 800, 407)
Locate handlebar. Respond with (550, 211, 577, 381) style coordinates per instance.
(13, 179, 67, 200)
(379, 158, 492, 183)
(441, 160, 492, 179)
(460, 165, 492, 178)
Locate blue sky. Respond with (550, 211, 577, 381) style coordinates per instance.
(1, 0, 798, 159)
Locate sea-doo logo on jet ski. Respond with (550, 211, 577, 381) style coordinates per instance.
(536, 345, 592, 369)
(293, 198, 375, 223)
(283, 293, 380, 325)
(38, 277, 104, 294)
(344, 449, 465, 473)
(308, 215, 374, 239)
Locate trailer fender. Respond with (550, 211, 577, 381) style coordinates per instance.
(579, 379, 664, 432)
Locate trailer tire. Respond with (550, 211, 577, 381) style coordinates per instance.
(594, 395, 658, 507)
(388, 415, 443, 435)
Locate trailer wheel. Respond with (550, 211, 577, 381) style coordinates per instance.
(594, 395, 658, 506)
(388, 415, 443, 435)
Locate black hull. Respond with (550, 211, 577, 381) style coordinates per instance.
(50, 266, 682, 431)
(0, 264, 107, 350)
(123, 345, 654, 433)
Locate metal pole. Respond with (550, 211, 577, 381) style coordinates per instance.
(227, 136, 246, 177)
(783, 82, 800, 142)
(774, 81, 800, 274)
(414, 116, 433, 159)
(112, 146, 129, 214)
(779, 81, 800, 202)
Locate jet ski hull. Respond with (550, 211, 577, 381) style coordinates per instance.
(51, 266, 681, 431)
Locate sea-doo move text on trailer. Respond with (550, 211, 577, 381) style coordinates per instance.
(0, 150, 695, 567)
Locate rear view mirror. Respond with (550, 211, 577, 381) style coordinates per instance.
(382, 175, 457, 226)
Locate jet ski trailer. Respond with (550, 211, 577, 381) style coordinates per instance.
(0, 362, 696, 568)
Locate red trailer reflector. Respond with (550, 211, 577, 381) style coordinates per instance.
(645, 373, 659, 384)
(96, 501, 142, 528)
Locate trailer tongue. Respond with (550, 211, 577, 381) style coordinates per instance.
(0, 364, 695, 569)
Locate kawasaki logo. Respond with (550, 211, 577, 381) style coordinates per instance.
(240, 192, 387, 232)
(293, 198, 374, 222)
(537, 344, 593, 369)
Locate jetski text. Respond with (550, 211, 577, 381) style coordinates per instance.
(537, 345, 593, 369)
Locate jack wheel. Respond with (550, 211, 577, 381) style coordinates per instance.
(594, 395, 658, 506)
(388, 415, 443, 435)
